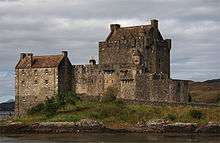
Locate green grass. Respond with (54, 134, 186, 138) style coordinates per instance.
(13, 100, 220, 126)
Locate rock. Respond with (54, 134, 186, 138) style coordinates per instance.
(76, 119, 104, 128)
(196, 123, 220, 133)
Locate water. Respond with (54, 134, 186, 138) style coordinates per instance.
(1, 133, 220, 143)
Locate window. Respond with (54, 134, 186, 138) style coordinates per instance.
(45, 80, 48, 85)
(21, 70, 25, 75)
(22, 97, 26, 102)
(45, 69, 49, 74)
(34, 69, 37, 75)
(34, 80, 38, 84)
(21, 80, 25, 86)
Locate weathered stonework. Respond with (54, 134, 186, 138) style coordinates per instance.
(15, 19, 189, 116)
(15, 52, 72, 116)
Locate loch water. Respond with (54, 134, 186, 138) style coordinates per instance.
(1, 133, 220, 143)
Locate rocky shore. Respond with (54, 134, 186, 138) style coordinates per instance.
(1, 119, 220, 134)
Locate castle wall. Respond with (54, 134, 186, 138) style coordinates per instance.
(15, 67, 58, 116)
(135, 74, 189, 102)
(157, 40, 171, 77)
(58, 57, 73, 93)
(73, 64, 104, 96)
(169, 79, 189, 102)
(119, 80, 136, 100)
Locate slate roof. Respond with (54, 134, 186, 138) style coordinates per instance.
(107, 25, 152, 41)
(16, 54, 64, 69)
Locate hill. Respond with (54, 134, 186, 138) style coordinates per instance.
(0, 100, 15, 111)
(190, 79, 220, 104)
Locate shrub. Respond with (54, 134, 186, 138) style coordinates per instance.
(57, 92, 80, 106)
(189, 109, 204, 119)
(163, 114, 176, 121)
(28, 92, 80, 117)
(28, 103, 45, 115)
(43, 97, 59, 117)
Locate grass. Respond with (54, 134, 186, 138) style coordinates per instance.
(13, 100, 220, 126)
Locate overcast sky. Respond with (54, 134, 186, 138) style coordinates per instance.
(0, 0, 220, 102)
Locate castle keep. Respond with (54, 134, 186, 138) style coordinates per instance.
(15, 19, 189, 115)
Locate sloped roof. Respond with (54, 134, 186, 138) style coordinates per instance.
(16, 55, 64, 69)
(107, 25, 152, 41)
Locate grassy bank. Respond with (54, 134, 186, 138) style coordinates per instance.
(14, 99, 220, 126)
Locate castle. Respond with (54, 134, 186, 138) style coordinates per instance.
(15, 19, 189, 116)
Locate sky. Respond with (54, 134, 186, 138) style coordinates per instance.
(0, 0, 220, 103)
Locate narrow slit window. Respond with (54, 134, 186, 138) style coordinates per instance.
(45, 80, 49, 85)
(45, 69, 49, 74)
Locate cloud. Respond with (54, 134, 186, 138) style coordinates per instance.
(0, 0, 220, 102)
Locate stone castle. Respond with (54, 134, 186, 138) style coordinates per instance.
(15, 19, 189, 116)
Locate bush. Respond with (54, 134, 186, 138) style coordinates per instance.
(43, 97, 59, 117)
(189, 109, 204, 119)
(28, 103, 45, 115)
(163, 114, 176, 121)
(57, 92, 80, 106)
(28, 92, 80, 117)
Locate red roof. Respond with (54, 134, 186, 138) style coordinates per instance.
(16, 55, 64, 69)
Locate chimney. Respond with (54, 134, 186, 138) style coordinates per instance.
(20, 53, 26, 60)
(26, 53, 33, 68)
(110, 24, 120, 32)
(151, 19, 158, 28)
(62, 51, 68, 57)
(89, 59, 96, 66)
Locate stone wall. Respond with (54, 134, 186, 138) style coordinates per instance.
(134, 74, 189, 102)
(73, 64, 104, 96)
(99, 42, 134, 66)
(15, 67, 59, 116)
(169, 79, 189, 102)
(58, 55, 73, 93)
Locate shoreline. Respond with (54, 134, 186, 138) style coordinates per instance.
(1, 120, 220, 134)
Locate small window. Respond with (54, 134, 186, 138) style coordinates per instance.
(34, 70, 37, 75)
(45, 69, 49, 74)
(34, 80, 38, 84)
(45, 80, 48, 85)
(22, 97, 26, 102)
(21, 80, 25, 86)
(21, 70, 25, 75)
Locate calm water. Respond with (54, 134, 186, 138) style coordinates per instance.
(1, 133, 220, 143)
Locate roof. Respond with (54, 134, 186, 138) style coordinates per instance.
(107, 25, 152, 41)
(16, 54, 64, 69)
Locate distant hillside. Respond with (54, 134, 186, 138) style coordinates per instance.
(190, 79, 220, 104)
(0, 101, 15, 111)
